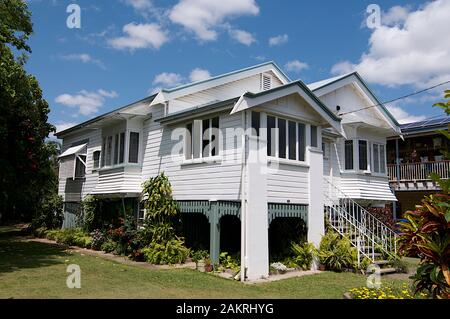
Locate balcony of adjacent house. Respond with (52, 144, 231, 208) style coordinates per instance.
(387, 134, 449, 186)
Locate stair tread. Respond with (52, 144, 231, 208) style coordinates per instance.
(379, 267, 397, 274)
(373, 260, 390, 265)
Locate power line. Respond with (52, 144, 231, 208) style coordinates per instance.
(338, 79, 450, 116)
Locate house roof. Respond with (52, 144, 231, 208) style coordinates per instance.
(400, 116, 449, 135)
(156, 97, 239, 124)
(59, 143, 87, 158)
(160, 61, 291, 94)
(308, 72, 401, 128)
(55, 95, 156, 138)
(239, 80, 341, 122)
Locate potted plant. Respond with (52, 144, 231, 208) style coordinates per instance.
(204, 258, 213, 272)
(192, 250, 209, 271)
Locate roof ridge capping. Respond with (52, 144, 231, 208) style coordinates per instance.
(160, 61, 291, 94)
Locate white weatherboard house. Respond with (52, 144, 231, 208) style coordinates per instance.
(56, 62, 401, 280)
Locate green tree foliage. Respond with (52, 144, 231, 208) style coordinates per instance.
(0, 0, 56, 222)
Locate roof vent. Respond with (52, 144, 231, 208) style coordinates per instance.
(261, 74, 272, 91)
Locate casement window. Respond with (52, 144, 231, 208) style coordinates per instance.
(251, 111, 260, 137)
(106, 136, 113, 166)
(278, 119, 287, 158)
(100, 131, 127, 168)
(359, 140, 368, 170)
(310, 125, 318, 148)
(372, 143, 386, 173)
(129, 132, 140, 163)
(345, 140, 354, 170)
(266, 114, 307, 162)
(185, 116, 220, 159)
(298, 123, 306, 161)
(93, 151, 101, 169)
(74, 155, 86, 178)
(261, 74, 272, 91)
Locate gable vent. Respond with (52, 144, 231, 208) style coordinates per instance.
(261, 74, 272, 91)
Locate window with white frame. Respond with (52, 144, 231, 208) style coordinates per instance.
(74, 155, 86, 178)
(93, 151, 101, 169)
(358, 140, 368, 170)
(101, 132, 126, 168)
(129, 132, 140, 163)
(344, 140, 354, 170)
(185, 116, 220, 159)
(310, 125, 318, 148)
(372, 143, 386, 173)
(265, 114, 307, 162)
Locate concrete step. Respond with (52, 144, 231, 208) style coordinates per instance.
(379, 267, 397, 275)
(373, 260, 390, 266)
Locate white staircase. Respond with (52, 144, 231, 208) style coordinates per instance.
(323, 178, 397, 273)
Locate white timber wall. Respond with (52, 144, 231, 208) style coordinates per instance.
(59, 129, 101, 201)
(141, 105, 244, 201)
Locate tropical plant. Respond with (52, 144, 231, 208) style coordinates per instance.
(397, 193, 450, 298)
(140, 173, 189, 264)
(219, 252, 240, 271)
(291, 242, 315, 270)
(348, 283, 422, 299)
(317, 231, 357, 272)
(141, 238, 190, 265)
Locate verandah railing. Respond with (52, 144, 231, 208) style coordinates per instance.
(388, 160, 450, 182)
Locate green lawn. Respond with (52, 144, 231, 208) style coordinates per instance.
(0, 227, 409, 299)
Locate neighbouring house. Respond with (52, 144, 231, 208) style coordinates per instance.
(56, 62, 401, 280)
(387, 117, 450, 218)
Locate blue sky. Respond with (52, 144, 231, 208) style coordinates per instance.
(24, 0, 450, 133)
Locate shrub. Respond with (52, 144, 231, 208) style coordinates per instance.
(397, 193, 450, 298)
(45, 229, 60, 241)
(318, 231, 357, 272)
(79, 195, 99, 232)
(33, 226, 48, 238)
(90, 229, 106, 250)
(219, 252, 240, 271)
(142, 238, 190, 265)
(291, 242, 314, 270)
(31, 193, 64, 230)
(101, 240, 118, 253)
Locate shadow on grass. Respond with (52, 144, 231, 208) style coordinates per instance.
(0, 229, 69, 275)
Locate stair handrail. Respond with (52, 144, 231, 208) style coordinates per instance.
(323, 178, 397, 254)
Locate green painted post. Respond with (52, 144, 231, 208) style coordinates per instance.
(209, 202, 220, 264)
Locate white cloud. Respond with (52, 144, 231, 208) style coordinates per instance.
(229, 29, 256, 46)
(382, 5, 410, 26)
(108, 23, 168, 50)
(285, 60, 309, 73)
(55, 89, 118, 116)
(55, 122, 79, 134)
(269, 34, 288, 46)
(60, 53, 106, 69)
(331, 0, 450, 88)
(385, 105, 427, 124)
(189, 68, 211, 82)
(169, 0, 259, 41)
(153, 72, 183, 87)
(123, 0, 153, 10)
